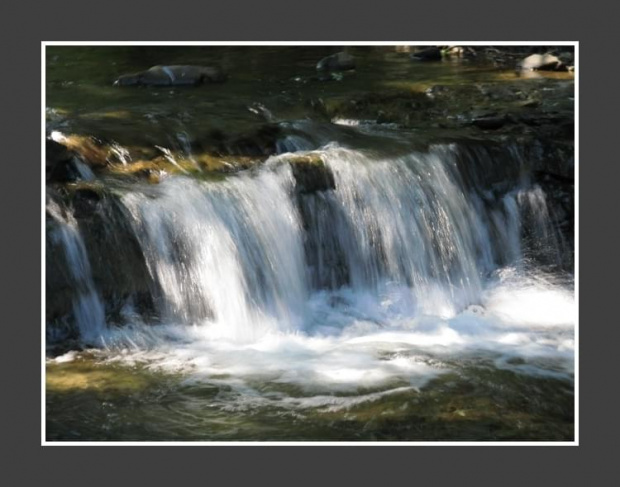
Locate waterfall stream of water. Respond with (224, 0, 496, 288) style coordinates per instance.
(46, 143, 574, 397)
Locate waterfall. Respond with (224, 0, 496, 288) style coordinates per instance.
(46, 198, 106, 345)
(46, 142, 572, 385)
(120, 166, 308, 341)
(305, 147, 488, 316)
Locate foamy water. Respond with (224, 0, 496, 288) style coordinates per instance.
(78, 267, 574, 407)
(48, 145, 575, 406)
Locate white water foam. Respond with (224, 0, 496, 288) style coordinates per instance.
(51, 145, 574, 403)
(95, 269, 573, 411)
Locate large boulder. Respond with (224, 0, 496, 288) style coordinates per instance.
(316, 52, 356, 71)
(519, 53, 567, 72)
(114, 65, 227, 86)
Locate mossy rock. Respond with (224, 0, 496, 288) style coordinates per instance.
(286, 153, 335, 194)
(57, 134, 110, 167)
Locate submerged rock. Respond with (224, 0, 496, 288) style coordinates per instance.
(472, 115, 508, 130)
(114, 65, 227, 86)
(324, 91, 432, 128)
(411, 47, 442, 61)
(196, 124, 284, 158)
(441, 46, 473, 57)
(316, 52, 356, 71)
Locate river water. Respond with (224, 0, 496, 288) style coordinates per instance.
(45, 46, 575, 441)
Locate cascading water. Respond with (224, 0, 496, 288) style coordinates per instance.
(120, 167, 308, 341)
(46, 198, 106, 345)
(303, 147, 490, 316)
(47, 142, 574, 400)
(44, 45, 575, 441)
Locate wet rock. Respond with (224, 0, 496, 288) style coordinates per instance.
(411, 47, 442, 61)
(222, 124, 283, 157)
(451, 141, 525, 190)
(46, 139, 79, 183)
(517, 113, 574, 140)
(247, 102, 275, 122)
(519, 53, 567, 72)
(46, 189, 157, 331)
(472, 115, 508, 130)
(528, 140, 575, 180)
(81, 197, 155, 317)
(325, 91, 431, 128)
(534, 169, 575, 268)
(477, 84, 520, 101)
(45, 213, 78, 326)
(54, 134, 110, 167)
(316, 71, 346, 82)
(517, 98, 541, 109)
(316, 52, 356, 71)
(558, 51, 575, 65)
(70, 184, 105, 219)
(114, 65, 227, 86)
(425, 85, 451, 99)
(442, 46, 464, 57)
(287, 153, 336, 194)
(193, 124, 293, 161)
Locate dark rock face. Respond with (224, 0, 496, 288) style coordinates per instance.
(78, 195, 156, 321)
(534, 170, 575, 250)
(46, 191, 156, 328)
(45, 210, 78, 330)
(46, 139, 79, 183)
(411, 47, 442, 61)
(287, 154, 336, 194)
(316, 52, 356, 71)
(114, 65, 227, 86)
(449, 139, 574, 271)
(519, 54, 567, 71)
(528, 140, 575, 181)
(228, 124, 282, 156)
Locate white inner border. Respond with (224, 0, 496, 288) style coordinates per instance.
(41, 40, 579, 447)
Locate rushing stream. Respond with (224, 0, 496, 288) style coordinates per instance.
(45, 46, 574, 441)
